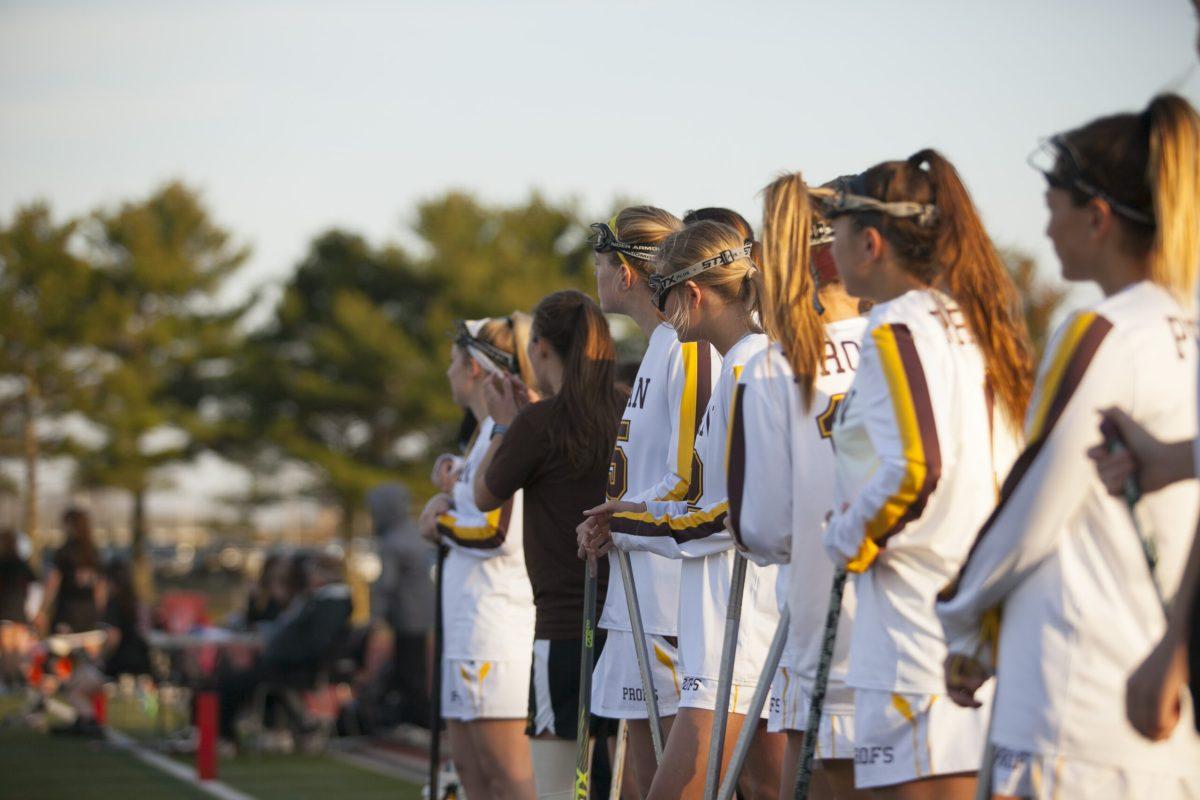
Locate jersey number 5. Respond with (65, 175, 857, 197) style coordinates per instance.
(607, 420, 631, 500)
(816, 393, 846, 440)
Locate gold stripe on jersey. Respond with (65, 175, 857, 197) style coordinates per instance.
(436, 503, 510, 549)
(664, 341, 712, 502)
(938, 312, 1113, 603)
(849, 324, 942, 572)
(611, 500, 729, 543)
(1026, 311, 1100, 440)
(664, 341, 701, 501)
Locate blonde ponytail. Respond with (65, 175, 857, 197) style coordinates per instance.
(759, 172, 825, 409)
(1145, 94, 1200, 299)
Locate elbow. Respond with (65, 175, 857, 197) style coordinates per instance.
(473, 484, 500, 513)
(737, 527, 789, 565)
(472, 473, 497, 512)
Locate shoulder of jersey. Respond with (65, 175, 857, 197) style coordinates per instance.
(1094, 281, 1183, 325)
(869, 289, 956, 338)
(739, 342, 791, 382)
(826, 315, 869, 341)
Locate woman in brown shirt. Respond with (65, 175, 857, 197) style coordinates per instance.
(474, 289, 624, 793)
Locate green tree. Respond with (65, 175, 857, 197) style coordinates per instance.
(74, 182, 250, 578)
(0, 204, 97, 559)
(235, 229, 438, 538)
(240, 191, 592, 537)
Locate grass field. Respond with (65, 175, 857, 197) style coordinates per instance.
(0, 694, 423, 800)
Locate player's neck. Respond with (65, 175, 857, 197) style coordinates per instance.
(622, 292, 663, 340)
(703, 306, 756, 356)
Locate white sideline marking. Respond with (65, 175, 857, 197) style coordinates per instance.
(105, 728, 256, 800)
(327, 747, 426, 784)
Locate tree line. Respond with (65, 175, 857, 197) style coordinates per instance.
(0, 180, 1065, 572)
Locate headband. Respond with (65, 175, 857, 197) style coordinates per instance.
(811, 175, 939, 228)
(647, 242, 755, 312)
(454, 318, 516, 376)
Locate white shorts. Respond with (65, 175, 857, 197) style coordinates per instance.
(678, 673, 770, 717)
(852, 686, 991, 789)
(442, 658, 529, 722)
(766, 667, 855, 761)
(991, 746, 1200, 800)
(591, 630, 681, 719)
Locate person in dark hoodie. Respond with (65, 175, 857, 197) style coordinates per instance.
(369, 482, 434, 727)
(215, 551, 352, 746)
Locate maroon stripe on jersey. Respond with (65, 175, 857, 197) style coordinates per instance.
(1040, 316, 1113, 440)
(726, 383, 748, 549)
(938, 316, 1113, 602)
(437, 498, 513, 550)
(877, 324, 942, 547)
(610, 509, 729, 544)
(694, 341, 713, 437)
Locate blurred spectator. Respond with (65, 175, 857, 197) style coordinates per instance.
(38, 508, 106, 635)
(0, 528, 39, 688)
(216, 552, 352, 745)
(244, 553, 292, 630)
(40, 556, 152, 737)
(368, 483, 433, 727)
(100, 557, 151, 678)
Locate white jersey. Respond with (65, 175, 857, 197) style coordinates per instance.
(612, 332, 778, 684)
(599, 324, 720, 636)
(823, 289, 1020, 694)
(729, 317, 867, 697)
(937, 281, 1200, 775)
(436, 416, 536, 661)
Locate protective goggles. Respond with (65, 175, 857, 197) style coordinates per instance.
(647, 242, 755, 313)
(454, 319, 516, 377)
(589, 215, 661, 263)
(1027, 135, 1154, 225)
(811, 175, 938, 228)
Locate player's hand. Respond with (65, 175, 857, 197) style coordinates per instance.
(1126, 631, 1186, 741)
(582, 499, 645, 537)
(484, 376, 523, 424)
(576, 517, 613, 559)
(1086, 408, 1176, 495)
(507, 374, 540, 407)
(431, 454, 461, 494)
(944, 652, 991, 708)
(418, 493, 453, 543)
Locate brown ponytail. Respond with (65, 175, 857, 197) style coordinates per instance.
(1058, 93, 1200, 299)
(849, 150, 1034, 426)
(759, 172, 825, 410)
(531, 290, 624, 478)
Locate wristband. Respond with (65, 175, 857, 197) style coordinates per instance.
(491, 423, 509, 439)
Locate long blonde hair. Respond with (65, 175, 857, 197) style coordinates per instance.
(759, 173, 825, 409)
(1063, 93, 1200, 300)
(655, 220, 761, 335)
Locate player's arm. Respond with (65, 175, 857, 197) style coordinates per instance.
(437, 500, 516, 553)
(610, 375, 735, 560)
(823, 323, 942, 571)
(936, 312, 1119, 661)
(727, 370, 793, 566)
(625, 340, 711, 505)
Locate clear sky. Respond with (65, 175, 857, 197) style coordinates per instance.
(3, 0, 1196, 302)
(1, 0, 1197, 526)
